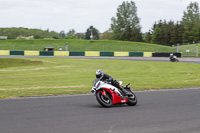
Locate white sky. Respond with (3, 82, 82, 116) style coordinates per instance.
(0, 0, 199, 33)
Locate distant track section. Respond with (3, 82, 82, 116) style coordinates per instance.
(0, 55, 199, 64)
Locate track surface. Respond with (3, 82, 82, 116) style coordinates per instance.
(0, 56, 200, 133)
(0, 55, 200, 64)
(0, 88, 200, 133)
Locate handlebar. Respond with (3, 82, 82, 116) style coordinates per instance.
(126, 83, 130, 88)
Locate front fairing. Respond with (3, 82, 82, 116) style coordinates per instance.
(91, 80, 129, 104)
(97, 82, 121, 94)
(91, 80, 120, 95)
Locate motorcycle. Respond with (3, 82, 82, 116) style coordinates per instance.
(170, 55, 179, 62)
(91, 78, 137, 107)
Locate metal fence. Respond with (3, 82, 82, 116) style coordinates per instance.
(68, 44, 177, 53)
(0, 43, 198, 57)
(176, 43, 198, 57)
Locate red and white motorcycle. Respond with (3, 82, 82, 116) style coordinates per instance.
(91, 79, 137, 107)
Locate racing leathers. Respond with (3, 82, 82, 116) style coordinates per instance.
(100, 74, 132, 96)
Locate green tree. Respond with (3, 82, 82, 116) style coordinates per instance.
(182, 1, 200, 43)
(59, 30, 66, 39)
(85, 26, 100, 40)
(100, 28, 113, 40)
(151, 25, 162, 44)
(0, 27, 61, 39)
(67, 35, 78, 39)
(75, 33, 85, 39)
(145, 31, 151, 43)
(177, 21, 184, 44)
(111, 1, 143, 41)
(67, 29, 76, 36)
(66, 29, 78, 39)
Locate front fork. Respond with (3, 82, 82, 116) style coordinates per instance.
(101, 89, 110, 100)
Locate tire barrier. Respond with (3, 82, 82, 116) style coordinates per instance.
(152, 52, 181, 57)
(0, 50, 181, 57)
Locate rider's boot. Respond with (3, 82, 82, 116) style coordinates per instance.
(120, 87, 132, 97)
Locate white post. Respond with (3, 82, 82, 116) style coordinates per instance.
(196, 43, 198, 57)
(65, 42, 68, 51)
(177, 43, 179, 53)
(90, 28, 93, 41)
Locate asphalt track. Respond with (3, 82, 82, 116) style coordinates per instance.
(0, 88, 200, 133)
(0, 55, 200, 64)
(0, 56, 200, 133)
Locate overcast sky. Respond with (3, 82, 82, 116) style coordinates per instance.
(0, 0, 198, 33)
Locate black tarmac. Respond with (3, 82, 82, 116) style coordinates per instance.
(0, 56, 200, 133)
(0, 55, 200, 64)
(0, 88, 200, 133)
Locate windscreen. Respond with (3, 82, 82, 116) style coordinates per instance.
(93, 78, 100, 86)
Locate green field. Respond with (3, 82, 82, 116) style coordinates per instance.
(0, 39, 176, 52)
(0, 58, 200, 98)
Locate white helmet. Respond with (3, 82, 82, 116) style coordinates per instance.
(96, 69, 104, 79)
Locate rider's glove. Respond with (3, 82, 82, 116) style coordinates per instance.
(105, 79, 111, 84)
(91, 87, 96, 94)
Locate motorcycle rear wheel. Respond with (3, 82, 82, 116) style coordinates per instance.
(126, 89, 137, 106)
(96, 92, 112, 107)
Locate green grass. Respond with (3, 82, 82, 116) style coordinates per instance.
(0, 58, 200, 98)
(0, 39, 176, 52)
(0, 58, 42, 68)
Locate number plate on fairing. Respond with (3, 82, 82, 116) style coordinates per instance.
(121, 100, 126, 103)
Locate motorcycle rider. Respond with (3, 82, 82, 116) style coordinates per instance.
(169, 53, 174, 60)
(95, 69, 132, 96)
(169, 53, 179, 62)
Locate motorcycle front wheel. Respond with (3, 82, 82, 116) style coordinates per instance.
(96, 92, 112, 107)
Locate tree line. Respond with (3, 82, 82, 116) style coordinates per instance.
(0, 27, 61, 39)
(0, 1, 199, 46)
(0, 26, 99, 40)
(108, 1, 200, 45)
(145, 2, 200, 46)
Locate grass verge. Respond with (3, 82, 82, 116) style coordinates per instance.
(0, 58, 200, 98)
(0, 39, 175, 52)
(0, 58, 42, 68)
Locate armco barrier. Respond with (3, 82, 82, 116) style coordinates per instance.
(100, 52, 114, 56)
(69, 51, 85, 56)
(152, 52, 181, 57)
(143, 52, 153, 57)
(0, 50, 10, 55)
(114, 52, 129, 57)
(85, 51, 100, 56)
(54, 51, 69, 56)
(40, 51, 54, 56)
(129, 52, 143, 57)
(10, 51, 24, 55)
(0, 50, 182, 57)
(24, 51, 40, 56)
